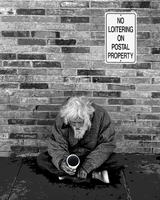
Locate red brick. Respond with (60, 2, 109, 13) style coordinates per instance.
(46, 9, 75, 15)
(10, 133, 37, 139)
(90, 16, 104, 24)
(1, 16, 31, 22)
(91, 1, 120, 8)
(137, 99, 160, 106)
(151, 32, 160, 40)
(0, 105, 6, 110)
(0, 8, 16, 15)
(0, 69, 17, 74)
(63, 62, 92, 69)
(7, 104, 35, 111)
(137, 127, 158, 134)
(108, 99, 136, 105)
(33, 112, 50, 119)
(64, 91, 92, 97)
(152, 48, 160, 54)
(153, 135, 160, 141)
(137, 17, 151, 24)
(33, 61, 61, 68)
(31, 16, 59, 23)
(152, 107, 160, 113)
(3, 61, 31, 68)
(62, 47, 90, 53)
(18, 54, 46, 60)
(11, 146, 23, 153)
(29, 1, 59, 9)
(137, 85, 160, 91)
(137, 114, 160, 120)
(63, 77, 91, 83)
(103, 106, 121, 112)
(11, 146, 39, 154)
(60, 2, 89, 8)
(0, 84, 18, 89)
(20, 83, 48, 89)
(108, 84, 135, 91)
(137, 32, 150, 39)
(31, 31, 60, 38)
(36, 119, 54, 125)
(8, 119, 36, 125)
(139, 142, 160, 148)
(2, 31, 30, 37)
(61, 17, 89, 23)
(124, 135, 151, 141)
(49, 98, 66, 104)
(77, 39, 104, 46)
(122, 78, 151, 84)
(35, 105, 61, 111)
(18, 39, 46, 46)
(18, 68, 47, 75)
(124, 147, 152, 154)
(152, 78, 160, 84)
(17, 9, 45, 15)
(93, 77, 120, 83)
(121, 1, 151, 8)
(29, 91, 63, 98)
(75, 24, 104, 31)
(77, 70, 105, 76)
(48, 39, 76, 45)
(50, 83, 76, 90)
(122, 91, 151, 98)
(151, 17, 160, 24)
(123, 63, 151, 69)
(0, 54, 16, 60)
(91, 32, 105, 39)
(93, 91, 121, 98)
(49, 112, 59, 119)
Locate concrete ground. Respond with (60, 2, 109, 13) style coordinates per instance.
(0, 154, 160, 200)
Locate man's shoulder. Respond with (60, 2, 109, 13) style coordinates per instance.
(55, 113, 64, 126)
(92, 103, 111, 120)
(92, 103, 107, 114)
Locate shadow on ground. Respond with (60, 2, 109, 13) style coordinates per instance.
(0, 154, 160, 200)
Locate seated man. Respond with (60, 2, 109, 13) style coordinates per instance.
(37, 96, 124, 184)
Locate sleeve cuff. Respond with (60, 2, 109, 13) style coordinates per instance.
(82, 162, 95, 174)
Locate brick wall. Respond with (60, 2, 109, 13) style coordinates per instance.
(0, 0, 160, 156)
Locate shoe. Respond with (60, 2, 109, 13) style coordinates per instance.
(92, 170, 110, 183)
(58, 176, 65, 180)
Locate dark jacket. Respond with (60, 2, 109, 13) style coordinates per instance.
(48, 102, 116, 174)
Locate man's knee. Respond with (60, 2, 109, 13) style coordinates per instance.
(111, 153, 125, 170)
(103, 153, 125, 171)
(37, 151, 49, 169)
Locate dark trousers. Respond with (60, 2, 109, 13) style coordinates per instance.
(37, 151, 124, 182)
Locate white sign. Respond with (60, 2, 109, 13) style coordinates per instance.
(105, 12, 137, 64)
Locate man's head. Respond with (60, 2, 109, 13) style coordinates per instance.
(60, 96, 95, 139)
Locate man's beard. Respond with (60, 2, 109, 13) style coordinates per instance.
(72, 125, 88, 139)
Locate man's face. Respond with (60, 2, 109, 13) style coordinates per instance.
(69, 118, 84, 130)
(69, 118, 87, 139)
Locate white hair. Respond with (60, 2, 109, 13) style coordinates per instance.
(60, 96, 95, 129)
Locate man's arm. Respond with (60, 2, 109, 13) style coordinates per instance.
(48, 114, 70, 171)
(81, 111, 116, 174)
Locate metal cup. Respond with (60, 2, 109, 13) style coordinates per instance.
(66, 154, 80, 170)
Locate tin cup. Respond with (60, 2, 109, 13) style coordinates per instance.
(66, 154, 80, 170)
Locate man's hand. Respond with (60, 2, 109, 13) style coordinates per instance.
(60, 159, 76, 175)
(77, 167, 88, 179)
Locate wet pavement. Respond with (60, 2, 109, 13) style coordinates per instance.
(0, 154, 160, 200)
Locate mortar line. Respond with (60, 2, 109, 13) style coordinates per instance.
(7, 160, 23, 200)
(121, 169, 133, 200)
